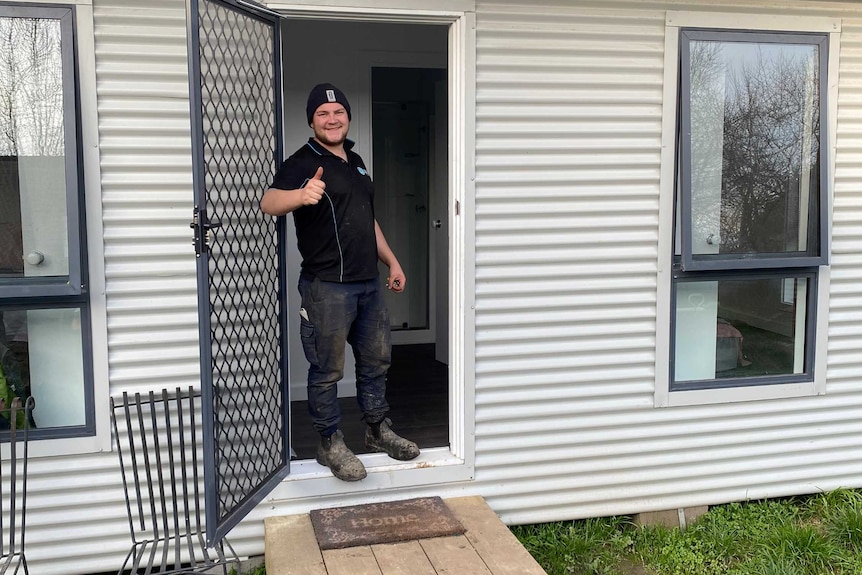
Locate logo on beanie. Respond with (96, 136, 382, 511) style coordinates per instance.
(326, 89, 336, 102)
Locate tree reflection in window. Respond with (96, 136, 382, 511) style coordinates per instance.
(689, 39, 820, 257)
(0, 17, 64, 157)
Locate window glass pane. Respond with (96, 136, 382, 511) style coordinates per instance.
(674, 277, 808, 383)
(688, 39, 820, 258)
(0, 16, 69, 279)
(0, 307, 85, 429)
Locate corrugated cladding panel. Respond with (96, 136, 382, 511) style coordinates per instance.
(94, 1, 201, 397)
(832, 19, 862, 392)
(474, 0, 862, 525)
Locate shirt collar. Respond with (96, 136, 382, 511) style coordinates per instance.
(306, 137, 355, 157)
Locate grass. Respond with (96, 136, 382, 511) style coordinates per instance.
(510, 489, 862, 575)
(229, 564, 265, 575)
(513, 516, 635, 575)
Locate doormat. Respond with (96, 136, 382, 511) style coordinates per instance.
(309, 496, 466, 550)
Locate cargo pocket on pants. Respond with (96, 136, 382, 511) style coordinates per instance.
(299, 316, 319, 366)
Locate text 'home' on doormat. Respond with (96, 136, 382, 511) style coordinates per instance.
(309, 496, 466, 550)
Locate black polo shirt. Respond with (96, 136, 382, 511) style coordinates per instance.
(270, 138, 378, 282)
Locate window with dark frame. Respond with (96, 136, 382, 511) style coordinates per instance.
(0, 5, 94, 438)
(671, 28, 828, 391)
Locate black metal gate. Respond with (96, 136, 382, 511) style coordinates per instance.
(186, 0, 288, 546)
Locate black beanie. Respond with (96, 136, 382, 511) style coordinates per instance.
(306, 83, 352, 125)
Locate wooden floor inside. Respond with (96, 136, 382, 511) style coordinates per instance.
(264, 496, 547, 575)
(290, 344, 449, 459)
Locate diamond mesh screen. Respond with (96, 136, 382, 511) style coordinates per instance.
(195, 0, 286, 533)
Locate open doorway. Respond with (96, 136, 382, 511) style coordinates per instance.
(282, 21, 450, 460)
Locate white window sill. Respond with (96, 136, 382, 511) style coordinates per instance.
(659, 381, 819, 408)
(3, 432, 110, 459)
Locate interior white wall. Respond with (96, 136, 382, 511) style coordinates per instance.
(279, 19, 447, 399)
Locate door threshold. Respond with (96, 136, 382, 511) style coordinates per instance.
(288, 446, 460, 479)
(267, 447, 472, 499)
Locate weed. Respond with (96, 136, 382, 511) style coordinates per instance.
(511, 516, 633, 575)
(745, 554, 808, 575)
(759, 522, 843, 575)
(228, 563, 265, 575)
(822, 491, 862, 552)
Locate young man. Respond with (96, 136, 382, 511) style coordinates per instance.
(261, 83, 419, 481)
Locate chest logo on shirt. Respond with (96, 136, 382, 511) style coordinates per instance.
(357, 167, 368, 176)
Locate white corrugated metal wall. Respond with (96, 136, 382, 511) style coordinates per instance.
(474, 1, 667, 523)
(14, 0, 862, 573)
(96, 2, 199, 398)
(473, 0, 862, 525)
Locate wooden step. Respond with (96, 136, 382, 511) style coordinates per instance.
(264, 496, 547, 575)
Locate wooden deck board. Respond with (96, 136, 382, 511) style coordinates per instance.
(264, 496, 547, 575)
(372, 541, 437, 575)
(420, 534, 493, 574)
(323, 546, 382, 575)
(446, 496, 547, 575)
(264, 514, 327, 575)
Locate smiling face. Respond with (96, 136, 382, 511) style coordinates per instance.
(310, 102, 350, 148)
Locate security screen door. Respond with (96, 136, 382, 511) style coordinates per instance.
(187, 0, 288, 545)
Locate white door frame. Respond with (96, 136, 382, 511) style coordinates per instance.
(266, 2, 477, 496)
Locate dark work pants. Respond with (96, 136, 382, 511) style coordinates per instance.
(298, 273, 391, 436)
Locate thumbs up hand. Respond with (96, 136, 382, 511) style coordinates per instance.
(301, 167, 325, 206)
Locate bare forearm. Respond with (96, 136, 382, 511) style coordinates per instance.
(262, 167, 327, 216)
(375, 220, 399, 267)
(260, 187, 305, 216)
(376, 220, 405, 292)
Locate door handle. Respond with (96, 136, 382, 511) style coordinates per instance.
(25, 251, 45, 265)
(433, 220, 442, 229)
(190, 206, 223, 257)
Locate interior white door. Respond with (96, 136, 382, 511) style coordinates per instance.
(432, 80, 449, 365)
(373, 101, 429, 331)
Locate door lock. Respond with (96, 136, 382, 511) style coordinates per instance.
(190, 206, 222, 257)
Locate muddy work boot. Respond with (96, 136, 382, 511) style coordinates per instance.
(317, 430, 367, 481)
(365, 418, 420, 461)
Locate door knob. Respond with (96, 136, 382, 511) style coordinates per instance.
(25, 251, 44, 265)
(433, 220, 442, 229)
